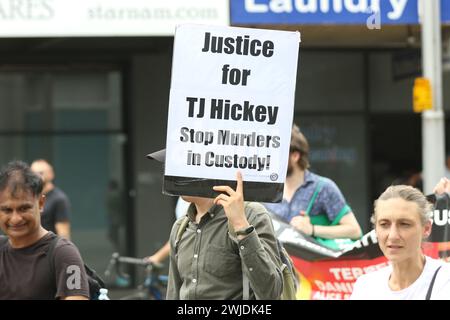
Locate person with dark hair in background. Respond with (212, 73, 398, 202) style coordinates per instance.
(0, 160, 89, 299)
(31, 159, 71, 240)
(392, 168, 423, 192)
(264, 124, 362, 250)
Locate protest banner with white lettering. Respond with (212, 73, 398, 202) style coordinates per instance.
(163, 24, 300, 202)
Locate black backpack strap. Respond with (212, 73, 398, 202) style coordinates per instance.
(426, 266, 442, 300)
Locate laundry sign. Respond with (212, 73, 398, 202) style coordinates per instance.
(231, 0, 450, 25)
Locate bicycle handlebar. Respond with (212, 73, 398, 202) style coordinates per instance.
(116, 256, 149, 266)
(105, 252, 164, 280)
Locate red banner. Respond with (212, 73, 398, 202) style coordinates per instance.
(271, 211, 450, 300)
(290, 241, 450, 300)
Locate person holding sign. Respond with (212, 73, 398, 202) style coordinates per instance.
(431, 177, 450, 255)
(171, 173, 283, 300)
(350, 184, 450, 299)
(147, 149, 283, 300)
(264, 124, 362, 250)
(148, 23, 301, 300)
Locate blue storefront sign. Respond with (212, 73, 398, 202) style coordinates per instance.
(231, 0, 450, 25)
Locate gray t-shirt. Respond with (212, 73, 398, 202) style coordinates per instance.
(0, 232, 89, 300)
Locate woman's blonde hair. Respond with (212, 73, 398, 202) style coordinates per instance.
(371, 185, 433, 225)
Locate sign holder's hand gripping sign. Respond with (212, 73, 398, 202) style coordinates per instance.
(161, 24, 300, 202)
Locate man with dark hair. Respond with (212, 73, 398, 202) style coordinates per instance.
(0, 160, 89, 300)
(264, 124, 362, 249)
(31, 159, 71, 239)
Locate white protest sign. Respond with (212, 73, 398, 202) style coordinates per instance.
(164, 24, 300, 200)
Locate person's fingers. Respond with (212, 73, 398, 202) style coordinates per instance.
(214, 193, 229, 205)
(236, 171, 243, 195)
(290, 216, 301, 224)
(219, 193, 230, 201)
(434, 179, 442, 190)
(214, 198, 230, 208)
(145, 256, 156, 264)
(290, 219, 300, 228)
(213, 172, 243, 195)
(434, 177, 448, 194)
(213, 185, 235, 195)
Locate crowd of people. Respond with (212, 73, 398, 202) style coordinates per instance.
(1, 124, 450, 300)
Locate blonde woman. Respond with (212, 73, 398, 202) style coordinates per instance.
(350, 185, 450, 300)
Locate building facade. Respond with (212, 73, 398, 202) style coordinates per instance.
(0, 0, 449, 275)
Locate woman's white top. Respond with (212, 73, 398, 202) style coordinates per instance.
(350, 256, 450, 300)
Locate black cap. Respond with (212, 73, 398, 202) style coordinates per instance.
(146, 149, 166, 162)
